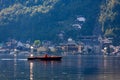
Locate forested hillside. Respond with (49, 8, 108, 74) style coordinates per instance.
(99, 0, 120, 45)
(0, 0, 119, 45)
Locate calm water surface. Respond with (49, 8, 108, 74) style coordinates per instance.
(0, 53, 120, 80)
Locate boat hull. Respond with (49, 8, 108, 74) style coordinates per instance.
(28, 56, 62, 61)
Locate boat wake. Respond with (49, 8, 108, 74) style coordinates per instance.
(0, 58, 27, 61)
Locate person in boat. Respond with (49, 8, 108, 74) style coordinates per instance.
(44, 54, 48, 58)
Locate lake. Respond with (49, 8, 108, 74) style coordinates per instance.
(0, 53, 120, 80)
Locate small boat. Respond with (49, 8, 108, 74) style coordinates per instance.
(27, 54, 62, 61)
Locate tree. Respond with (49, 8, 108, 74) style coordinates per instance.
(34, 40, 41, 47)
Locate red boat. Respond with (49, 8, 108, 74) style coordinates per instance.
(27, 54, 62, 61)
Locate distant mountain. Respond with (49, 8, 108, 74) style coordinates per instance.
(0, 0, 119, 45)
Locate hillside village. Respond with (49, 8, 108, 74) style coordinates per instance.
(0, 36, 120, 56)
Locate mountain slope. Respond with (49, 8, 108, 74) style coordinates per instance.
(99, 0, 120, 45)
(0, 0, 119, 45)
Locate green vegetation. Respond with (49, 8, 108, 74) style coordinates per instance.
(0, 0, 119, 45)
(99, 0, 120, 45)
(34, 40, 41, 47)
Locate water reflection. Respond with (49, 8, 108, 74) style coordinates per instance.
(80, 56, 104, 80)
(30, 62, 33, 80)
(0, 54, 120, 80)
(28, 60, 61, 80)
(103, 56, 120, 80)
(81, 56, 103, 74)
(13, 54, 17, 79)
